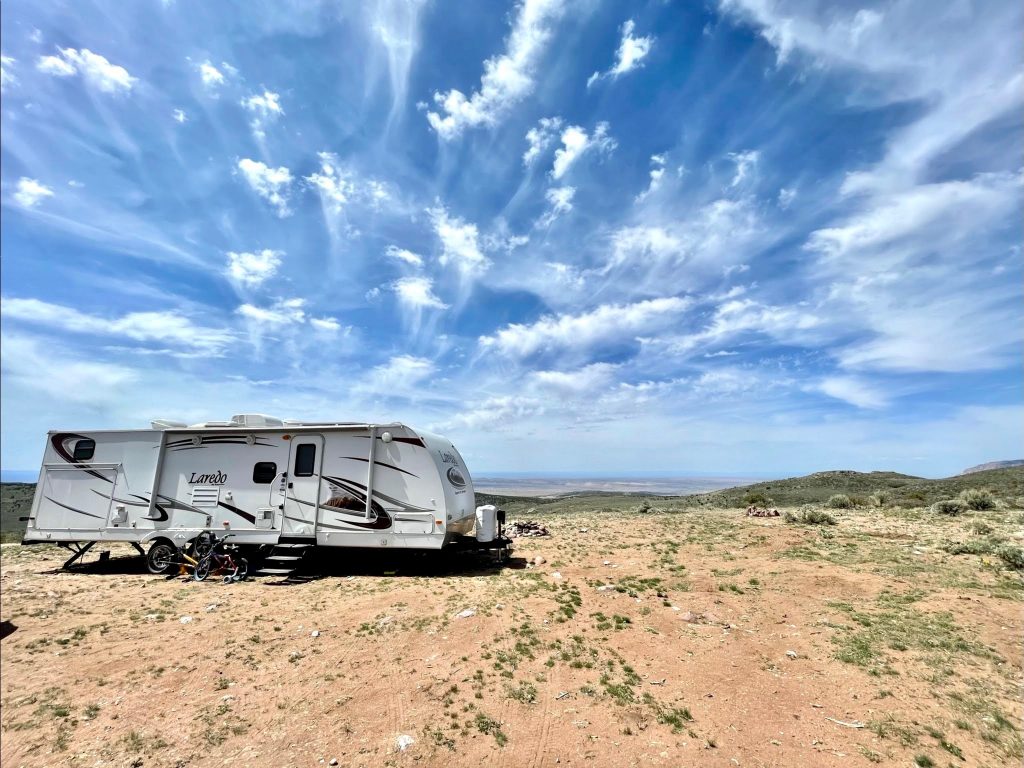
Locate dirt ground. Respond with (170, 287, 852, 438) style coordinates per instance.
(1, 506, 1021, 768)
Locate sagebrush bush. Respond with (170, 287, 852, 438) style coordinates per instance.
(932, 499, 965, 516)
(741, 491, 772, 507)
(967, 519, 993, 535)
(784, 508, 837, 526)
(826, 494, 853, 509)
(996, 544, 1024, 571)
(945, 538, 998, 556)
(958, 488, 997, 511)
(869, 491, 890, 507)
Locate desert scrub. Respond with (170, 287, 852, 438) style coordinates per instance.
(869, 491, 890, 507)
(995, 544, 1024, 570)
(932, 499, 966, 516)
(784, 508, 836, 525)
(959, 488, 997, 511)
(740, 491, 773, 507)
(826, 494, 853, 509)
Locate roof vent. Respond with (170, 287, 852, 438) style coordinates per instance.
(151, 419, 188, 430)
(229, 414, 284, 428)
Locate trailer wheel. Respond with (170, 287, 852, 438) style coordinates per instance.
(146, 541, 175, 574)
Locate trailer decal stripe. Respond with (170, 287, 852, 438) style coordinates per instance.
(217, 501, 256, 524)
(323, 474, 434, 512)
(50, 433, 115, 482)
(356, 435, 426, 448)
(339, 456, 420, 478)
(90, 489, 148, 507)
(42, 495, 105, 520)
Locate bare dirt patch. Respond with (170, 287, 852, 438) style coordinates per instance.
(2, 506, 1021, 767)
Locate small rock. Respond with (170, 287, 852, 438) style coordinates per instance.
(534, 556, 546, 565)
(205, 603, 218, 612)
(395, 734, 415, 752)
(551, 571, 562, 580)
(179, 616, 192, 624)
(221, 695, 234, 703)
(311, 630, 321, 637)
(786, 650, 798, 659)
(456, 609, 476, 619)
(329, 759, 339, 766)
(602, 560, 611, 566)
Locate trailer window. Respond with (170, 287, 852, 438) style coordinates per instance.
(252, 462, 277, 484)
(72, 439, 95, 461)
(294, 444, 316, 477)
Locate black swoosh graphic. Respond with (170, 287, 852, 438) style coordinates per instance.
(50, 433, 113, 483)
(339, 456, 420, 478)
(217, 501, 256, 524)
(42, 495, 105, 520)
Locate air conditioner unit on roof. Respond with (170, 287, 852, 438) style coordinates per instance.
(229, 414, 284, 428)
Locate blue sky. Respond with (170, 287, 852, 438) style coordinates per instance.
(1, 0, 1021, 477)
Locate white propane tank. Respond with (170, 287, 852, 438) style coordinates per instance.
(475, 505, 498, 543)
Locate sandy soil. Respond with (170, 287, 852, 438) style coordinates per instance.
(1, 507, 1020, 768)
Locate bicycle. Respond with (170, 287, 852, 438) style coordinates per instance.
(169, 532, 248, 583)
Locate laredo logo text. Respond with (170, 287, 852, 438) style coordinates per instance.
(188, 471, 227, 485)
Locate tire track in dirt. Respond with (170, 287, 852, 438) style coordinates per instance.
(526, 657, 559, 768)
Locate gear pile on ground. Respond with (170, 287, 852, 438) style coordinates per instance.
(746, 506, 780, 517)
(507, 520, 550, 538)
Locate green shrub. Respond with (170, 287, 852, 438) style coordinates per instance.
(945, 538, 998, 556)
(967, 519, 993, 535)
(996, 544, 1024, 571)
(958, 488, 996, 511)
(869, 492, 890, 507)
(784, 508, 837, 526)
(826, 494, 853, 509)
(741, 491, 772, 507)
(932, 499, 965, 516)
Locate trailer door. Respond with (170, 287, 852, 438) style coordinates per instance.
(282, 435, 324, 538)
(34, 465, 118, 532)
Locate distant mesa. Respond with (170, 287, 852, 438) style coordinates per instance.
(961, 460, 1024, 475)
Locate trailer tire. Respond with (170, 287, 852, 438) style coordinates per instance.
(146, 541, 176, 574)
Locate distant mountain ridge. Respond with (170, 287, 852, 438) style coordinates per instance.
(961, 460, 1024, 475)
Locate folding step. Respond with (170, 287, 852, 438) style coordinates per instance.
(265, 554, 304, 561)
(256, 567, 296, 575)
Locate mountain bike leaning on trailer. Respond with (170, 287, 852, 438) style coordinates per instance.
(152, 532, 248, 582)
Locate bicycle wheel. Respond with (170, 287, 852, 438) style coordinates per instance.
(232, 558, 248, 582)
(146, 542, 176, 574)
(193, 557, 211, 581)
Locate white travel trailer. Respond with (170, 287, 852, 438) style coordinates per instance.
(22, 415, 507, 573)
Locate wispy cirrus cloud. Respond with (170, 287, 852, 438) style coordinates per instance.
(427, 0, 567, 139)
(237, 158, 293, 217)
(587, 19, 654, 87)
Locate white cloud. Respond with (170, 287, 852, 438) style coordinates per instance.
(310, 317, 344, 333)
(13, 178, 54, 208)
(480, 297, 690, 359)
(238, 158, 293, 217)
(236, 297, 306, 326)
(305, 152, 390, 214)
(635, 154, 666, 201)
(551, 122, 616, 180)
(384, 245, 424, 267)
(391, 276, 449, 310)
(172, 108, 187, 123)
(37, 48, 136, 93)
(817, 376, 888, 409)
(225, 249, 282, 287)
(356, 354, 436, 396)
(429, 206, 491, 279)
(242, 90, 283, 139)
(539, 185, 575, 226)
(523, 116, 563, 165)
(1, 297, 232, 355)
(427, 0, 568, 139)
(197, 60, 227, 89)
(587, 18, 654, 87)
(1, 55, 16, 91)
(531, 362, 618, 394)
(727, 150, 759, 187)
(440, 395, 546, 431)
(778, 186, 796, 208)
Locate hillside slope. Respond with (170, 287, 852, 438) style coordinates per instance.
(962, 460, 1024, 474)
